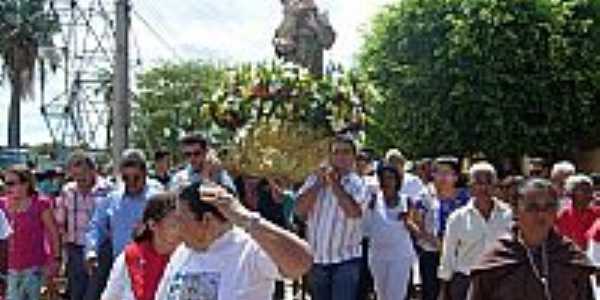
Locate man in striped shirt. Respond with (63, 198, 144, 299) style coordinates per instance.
(55, 150, 113, 300)
(296, 134, 367, 300)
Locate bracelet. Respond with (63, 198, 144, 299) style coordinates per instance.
(240, 212, 262, 232)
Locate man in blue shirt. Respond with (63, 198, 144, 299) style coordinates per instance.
(84, 149, 161, 272)
(170, 133, 237, 194)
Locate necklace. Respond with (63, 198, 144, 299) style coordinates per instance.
(524, 241, 552, 300)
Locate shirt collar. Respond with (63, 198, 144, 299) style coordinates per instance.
(466, 197, 506, 217)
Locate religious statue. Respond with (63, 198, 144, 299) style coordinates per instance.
(273, 0, 336, 77)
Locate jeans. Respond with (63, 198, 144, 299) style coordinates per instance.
(66, 242, 113, 300)
(309, 258, 361, 300)
(6, 267, 43, 300)
(419, 250, 440, 300)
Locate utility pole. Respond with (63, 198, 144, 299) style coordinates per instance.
(112, 0, 130, 166)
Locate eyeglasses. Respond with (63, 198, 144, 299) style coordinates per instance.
(183, 150, 204, 158)
(521, 201, 558, 213)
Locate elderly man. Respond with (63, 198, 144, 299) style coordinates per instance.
(155, 182, 313, 299)
(550, 161, 576, 208)
(55, 150, 113, 300)
(556, 174, 600, 250)
(438, 162, 513, 300)
(468, 178, 596, 300)
(170, 133, 237, 193)
(85, 149, 162, 272)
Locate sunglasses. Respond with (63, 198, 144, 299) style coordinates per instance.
(572, 188, 593, 195)
(472, 180, 493, 186)
(4, 180, 19, 187)
(122, 174, 144, 183)
(183, 150, 204, 158)
(521, 201, 558, 213)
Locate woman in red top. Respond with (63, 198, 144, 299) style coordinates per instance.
(1, 165, 60, 300)
(102, 192, 180, 300)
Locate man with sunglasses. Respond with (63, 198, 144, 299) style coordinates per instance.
(468, 178, 596, 300)
(170, 134, 237, 194)
(438, 162, 513, 300)
(555, 174, 600, 250)
(84, 149, 161, 276)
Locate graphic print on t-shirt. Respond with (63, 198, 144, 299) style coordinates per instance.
(167, 271, 220, 300)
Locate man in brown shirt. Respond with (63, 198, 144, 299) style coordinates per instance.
(468, 178, 596, 300)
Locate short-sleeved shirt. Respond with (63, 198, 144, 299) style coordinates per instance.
(54, 177, 112, 245)
(155, 228, 279, 300)
(297, 172, 367, 264)
(415, 186, 470, 251)
(556, 204, 600, 250)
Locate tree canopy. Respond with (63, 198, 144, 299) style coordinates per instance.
(359, 0, 600, 160)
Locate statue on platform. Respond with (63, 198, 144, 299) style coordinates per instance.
(273, 0, 336, 77)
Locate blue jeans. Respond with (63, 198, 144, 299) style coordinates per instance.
(6, 267, 43, 300)
(309, 258, 361, 300)
(66, 242, 113, 300)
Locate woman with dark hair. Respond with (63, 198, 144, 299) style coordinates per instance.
(1, 164, 60, 300)
(364, 165, 417, 300)
(101, 192, 180, 300)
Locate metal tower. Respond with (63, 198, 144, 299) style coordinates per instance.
(40, 0, 116, 150)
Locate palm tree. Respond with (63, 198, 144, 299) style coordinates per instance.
(0, 0, 59, 147)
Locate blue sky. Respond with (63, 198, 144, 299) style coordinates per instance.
(0, 0, 394, 147)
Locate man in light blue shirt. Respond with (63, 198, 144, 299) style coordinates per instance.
(170, 133, 237, 194)
(84, 149, 161, 272)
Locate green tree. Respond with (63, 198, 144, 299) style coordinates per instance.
(132, 61, 228, 153)
(359, 0, 600, 160)
(0, 0, 60, 147)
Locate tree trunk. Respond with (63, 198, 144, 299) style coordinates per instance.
(8, 83, 21, 148)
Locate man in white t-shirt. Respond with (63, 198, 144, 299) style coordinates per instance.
(155, 182, 312, 300)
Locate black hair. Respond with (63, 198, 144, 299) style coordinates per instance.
(330, 134, 358, 155)
(376, 164, 402, 193)
(179, 133, 208, 149)
(154, 149, 170, 161)
(178, 181, 227, 222)
(590, 173, 600, 186)
(120, 150, 147, 172)
(133, 192, 177, 242)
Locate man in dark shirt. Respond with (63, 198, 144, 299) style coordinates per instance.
(469, 178, 596, 300)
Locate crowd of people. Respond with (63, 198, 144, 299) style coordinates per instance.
(0, 132, 598, 300)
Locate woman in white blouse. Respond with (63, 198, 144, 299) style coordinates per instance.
(365, 165, 418, 300)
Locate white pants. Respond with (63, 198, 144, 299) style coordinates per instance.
(369, 257, 411, 300)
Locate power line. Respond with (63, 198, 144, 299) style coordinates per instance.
(131, 8, 183, 62)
